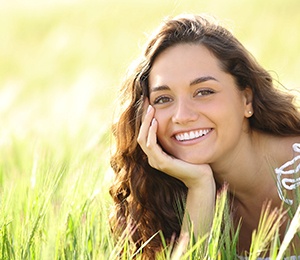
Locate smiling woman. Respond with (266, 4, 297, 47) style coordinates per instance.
(148, 44, 251, 165)
(109, 14, 300, 259)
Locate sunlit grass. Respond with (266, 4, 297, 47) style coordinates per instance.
(0, 0, 300, 259)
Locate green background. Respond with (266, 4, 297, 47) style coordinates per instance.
(0, 1, 299, 258)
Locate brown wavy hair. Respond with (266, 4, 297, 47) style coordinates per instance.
(109, 14, 300, 259)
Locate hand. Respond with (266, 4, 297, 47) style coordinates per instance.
(137, 100, 214, 189)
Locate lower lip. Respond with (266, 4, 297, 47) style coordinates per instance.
(173, 129, 213, 145)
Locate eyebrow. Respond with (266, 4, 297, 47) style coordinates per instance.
(150, 85, 170, 93)
(190, 76, 218, 86)
(150, 76, 218, 93)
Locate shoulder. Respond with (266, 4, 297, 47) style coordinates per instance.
(274, 138, 300, 174)
(250, 131, 300, 169)
(270, 136, 300, 168)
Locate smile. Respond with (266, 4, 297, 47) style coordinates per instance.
(174, 129, 212, 141)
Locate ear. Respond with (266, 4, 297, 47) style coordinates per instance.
(243, 87, 253, 118)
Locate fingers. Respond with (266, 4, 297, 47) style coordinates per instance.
(137, 103, 164, 170)
(146, 118, 158, 148)
(144, 117, 162, 169)
(137, 104, 155, 149)
(137, 103, 214, 187)
(141, 98, 150, 122)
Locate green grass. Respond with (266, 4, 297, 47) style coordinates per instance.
(0, 0, 300, 259)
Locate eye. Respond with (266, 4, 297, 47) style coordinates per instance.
(153, 95, 172, 105)
(194, 89, 215, 97)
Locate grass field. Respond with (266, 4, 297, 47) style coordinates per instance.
(0, 0, 300, 259)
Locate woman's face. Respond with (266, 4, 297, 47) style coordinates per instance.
(148, 43, 252, 165)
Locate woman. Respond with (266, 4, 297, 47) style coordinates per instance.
(109, 14, 300, 258)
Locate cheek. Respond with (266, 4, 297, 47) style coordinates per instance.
(154, 110, 168, 130)
(154, 112, 171, 144)
(155, 118, 167, 141)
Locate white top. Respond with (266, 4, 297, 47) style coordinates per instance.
(275, 143, 300, 205)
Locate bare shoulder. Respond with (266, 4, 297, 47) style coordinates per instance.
(269, 135, 300, 166)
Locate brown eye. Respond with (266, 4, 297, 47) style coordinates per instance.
(153, 96, 172, 104)
(195, 89, 215, 97)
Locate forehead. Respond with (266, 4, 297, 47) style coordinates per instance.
(149, 44, 222, 86)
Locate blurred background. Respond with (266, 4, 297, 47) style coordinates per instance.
(0, 2, 299, 257)
(1, 0, 299, 164)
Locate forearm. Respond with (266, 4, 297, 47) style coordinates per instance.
(182, 179, 216, 238)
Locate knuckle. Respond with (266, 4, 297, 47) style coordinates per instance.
(137, 133, 145, 146)
(146, 140, 152, 149)
(137, 135, 142, 144)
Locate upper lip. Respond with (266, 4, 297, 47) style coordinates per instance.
(173, 128, 213, 141)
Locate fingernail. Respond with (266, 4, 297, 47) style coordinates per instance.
(151, 118, 156, 126)
(147, 105, 152, 114)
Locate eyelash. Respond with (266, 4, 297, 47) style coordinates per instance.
(194, 89, 215, 97)
(153, 96, 172, 104)
(152, 89, 215, 105)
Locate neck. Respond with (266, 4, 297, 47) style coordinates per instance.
(211, 130, 277, 202)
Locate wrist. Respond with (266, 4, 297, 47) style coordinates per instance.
(187, 174, 216, 191)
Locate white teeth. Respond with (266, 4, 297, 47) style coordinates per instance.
(175, 129, 211, 141)
(190, 131, 195, 139)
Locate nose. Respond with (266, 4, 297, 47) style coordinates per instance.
(172, 98, 199, 125)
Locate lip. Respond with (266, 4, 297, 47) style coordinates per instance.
(172, 128, 213, 143)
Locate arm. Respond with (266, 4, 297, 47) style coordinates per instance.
(182, 178, 216, 238)
(137, 104, 216, 238)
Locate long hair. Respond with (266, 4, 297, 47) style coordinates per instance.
(109, 14, 300, 259)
